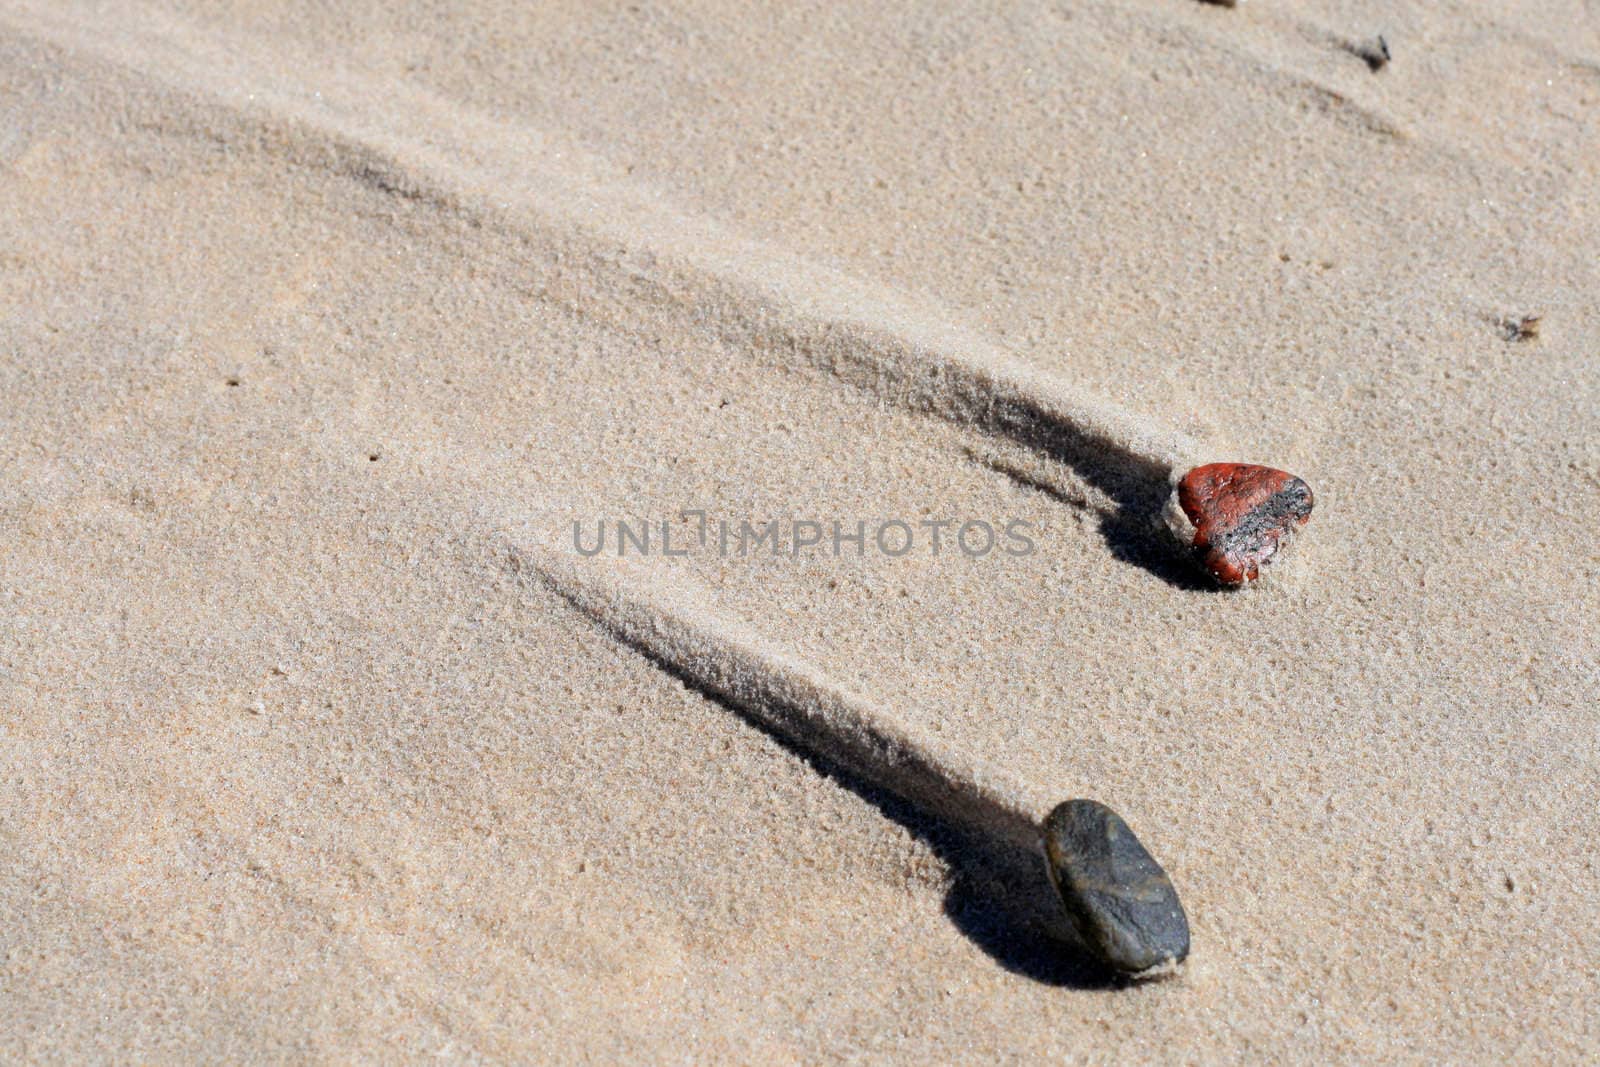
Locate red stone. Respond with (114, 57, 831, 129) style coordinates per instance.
(1178, 463, 1314, 587)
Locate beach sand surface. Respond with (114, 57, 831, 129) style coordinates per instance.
(1, 1, 1597, 1060)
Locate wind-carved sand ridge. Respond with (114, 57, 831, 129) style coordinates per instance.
(503, 534, 1051, 859)
(7, 5, 1206, 509)
(495, 532, 1192, 976)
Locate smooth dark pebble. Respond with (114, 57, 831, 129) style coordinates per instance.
(1043, 799, 1190, 977)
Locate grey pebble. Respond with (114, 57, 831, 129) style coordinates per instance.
(1043, 799, 1190, 977)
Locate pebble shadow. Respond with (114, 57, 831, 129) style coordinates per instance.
(1099, 509, 1217, 593)
(638, 650, 1124, 990)
(968, 447, 1219, 594)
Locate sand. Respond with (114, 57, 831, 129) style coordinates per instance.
(1, 0, 1597, 1060)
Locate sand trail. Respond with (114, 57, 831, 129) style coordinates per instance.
(1, 1, 1204, 497)
(504, 530, 1051, 854)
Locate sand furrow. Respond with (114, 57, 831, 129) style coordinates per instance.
(2, 3, 1202, 501)
(499, 532, 1050, 856)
